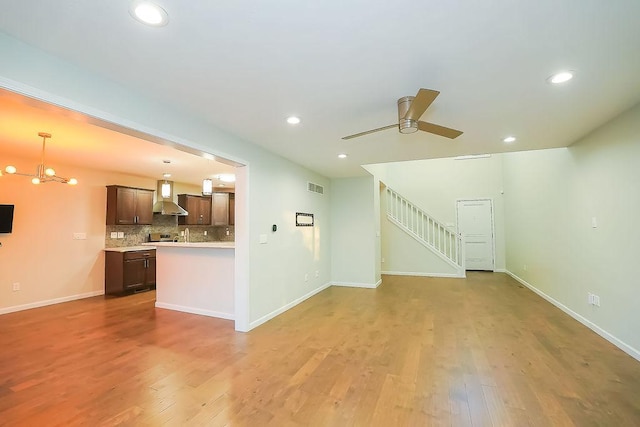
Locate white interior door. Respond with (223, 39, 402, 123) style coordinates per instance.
(457, 199, 494, 271)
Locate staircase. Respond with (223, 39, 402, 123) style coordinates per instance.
(385, 187, 465, 276)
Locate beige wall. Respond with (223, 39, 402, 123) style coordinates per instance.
(0, 155, 158, 312)
(503, 103, 640, 358)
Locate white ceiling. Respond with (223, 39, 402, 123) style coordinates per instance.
(1, 1, 639, 179)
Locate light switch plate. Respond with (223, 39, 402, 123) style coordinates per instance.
(259, 234, 268, 244)
(73, 232, 87, 240)
(117, 232, 124, 239)
(110, 232, 118, 239)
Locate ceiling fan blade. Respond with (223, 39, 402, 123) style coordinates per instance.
(342, 124, 397, 140)
(404, 88, 439, 121)
(417, 121, 463, 139)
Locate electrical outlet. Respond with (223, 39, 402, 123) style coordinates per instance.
(117, 232, 124, 239)
(594, 295, 601, 307)
(381, 257, 385, 263)
(304, 274, 308, 282)
(523, 264, 527, 271)
(315, 270, 319, 278)
(12, 282, 20, 291)
(110, 232, 118, 239)
(226, 228, 230, 236)
(73, 232, 87, 240)
(204, 230, 207, 236)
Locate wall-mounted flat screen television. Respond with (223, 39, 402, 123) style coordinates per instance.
(0, 204, 15, 233)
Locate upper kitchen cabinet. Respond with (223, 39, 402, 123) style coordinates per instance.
(212, 192, 235, 226)
(106, 185, 155, 225)
(178, 194, 212, 225)
(229, 193, 235, 226)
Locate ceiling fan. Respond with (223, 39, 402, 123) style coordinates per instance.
(342, 88, 463, 140)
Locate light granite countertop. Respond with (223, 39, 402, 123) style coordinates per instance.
(142, 241, 235, 249)
(103, 246, 156, 252)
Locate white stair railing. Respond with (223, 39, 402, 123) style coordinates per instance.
(386, 187, 465, 273)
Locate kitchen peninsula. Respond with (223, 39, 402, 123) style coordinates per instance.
(142, 241, 235, 320)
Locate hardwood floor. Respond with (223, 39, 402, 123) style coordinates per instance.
(0, 273, 638, 426)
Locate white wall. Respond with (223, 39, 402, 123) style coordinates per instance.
(248, 159, 331, 327)
(331, 176, 380, 287)
(365, 154, 506, 273)
(503, 103, 640, 359)
(0, 33, 332, 330)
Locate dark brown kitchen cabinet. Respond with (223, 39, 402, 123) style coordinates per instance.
(212, 192, 235, 226)
(106, 185, 154, 225)
(178, 194, 212, 225)
(212, 192, 229, 226)
(229, 193, 235, 226)
(105, 249, 156, 295)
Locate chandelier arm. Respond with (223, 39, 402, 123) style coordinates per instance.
(9, 171, 36, 178)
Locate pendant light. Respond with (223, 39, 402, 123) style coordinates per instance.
(161, 173, 171, 198)
(202, 178, 213, 196)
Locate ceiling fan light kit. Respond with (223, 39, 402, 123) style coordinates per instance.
(342, 88, 463, 140)
(4, 132, 78, 185)
(397, 96, 419, 134)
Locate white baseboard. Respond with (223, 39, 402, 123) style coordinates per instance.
(382, 270, 465, 279)
(0, 290, 104, 315)
(154, 302, 234, 321)
(332, 279, 382, 289)
(506, 271, 640, 362)
(249, 282, 332, 330)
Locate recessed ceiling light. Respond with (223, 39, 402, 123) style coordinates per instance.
(503, 136, 516, 143)
(162, 173, 171, 178)
(130, 1, 169, 26)
(286, 116, 301, 125)
(547, 71, 574, 84)
(216, 174, 236, 183)
(338, 153, 348, 159)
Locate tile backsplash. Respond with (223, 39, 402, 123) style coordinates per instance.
(105, 214, 235, 247)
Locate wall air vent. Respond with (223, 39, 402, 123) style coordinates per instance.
(307, 181, 324, 195)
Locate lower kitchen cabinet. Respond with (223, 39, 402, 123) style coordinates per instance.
(105, 249, 156, 295)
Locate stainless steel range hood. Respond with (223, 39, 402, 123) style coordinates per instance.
(152, 180, 188, 216)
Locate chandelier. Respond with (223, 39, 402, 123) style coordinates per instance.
(4, 132, 78, 185)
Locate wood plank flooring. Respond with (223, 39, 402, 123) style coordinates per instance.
(0, 272, 638, 426)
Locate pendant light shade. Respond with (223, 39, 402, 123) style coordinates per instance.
(202, 178, 213, 196)
(161, 181, 171, 198)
